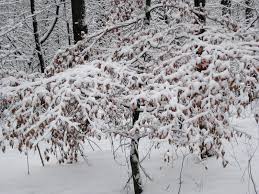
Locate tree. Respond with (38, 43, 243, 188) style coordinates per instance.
(0, 0, 71, 73)
(145, 0, 151, 25)
(30, 0, 45, 73)
(221, 0, 231, 16)
(62, 0, 72, 45)
(71, 0, 87, 43)
(245, 0, 254, 21)
(194, 0, 206, 23)
(194, 0, 206, 7)
(130, 101, 143, 194)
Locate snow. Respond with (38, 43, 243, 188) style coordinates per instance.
(0, 117, 258, 194)
(0, 151, 127, 194)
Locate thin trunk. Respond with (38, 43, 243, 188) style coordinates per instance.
(37, 144, 45, 167)
(130, 138, 142, 194)
(40, 3, 60, 44)
(194, 0, 206, 23)
(130, 101, 143, 194)
(30, 0, 45, 73)
(64, 0, 71, 45)
(71, 0, 87, 43)
(26, 151, 30, 175)
(221, 0, 231, 16)
(62, 0, 71, 45)
(145, 0, 151, 25)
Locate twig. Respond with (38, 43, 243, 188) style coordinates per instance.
(140, 142, 155, 163)
(86, 138, 103, 151)
(87, 139, 95, 151)
(229, 141, 242, 170)
(37, 144, 45, 167)
(248, 157, 258, 194)
(139, 163, 153, 181)
(248, 141, 259, 194)
(178, 154, 187, 194)
(26, 151, 30, 175)
(78, 145, 91, 166)
(123, 174, 133, 191)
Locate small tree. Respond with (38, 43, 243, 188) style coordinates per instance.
(1, 1, 259, 194)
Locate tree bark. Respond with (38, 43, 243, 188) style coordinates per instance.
(245, 0, 253, 21)
(63, 0, 71, 45)
(30, 0, 45, 73)
(71, 0, 87, 43)
(194, 0, 206, 23)
(130, 101, 143, 194)
(221, 0, 231, 16)
(130, 138, 142, 194)
(145, 0, 151, 25)
(37, 144, 45, 167)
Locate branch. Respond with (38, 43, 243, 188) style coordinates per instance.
(79, 2, 177, 51)
(248, 156, 258, 194)
(0, 2, 65, 38)
(40, 3, 60, 44)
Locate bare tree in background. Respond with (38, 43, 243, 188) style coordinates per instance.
(0, 0, 72, 73)
(194, 0, 206, 23)
(145, 0, 151, 25)
(30, 0, 45, 73)
(221, 0, 231, 16)
(62, 0, 72, 45)
(245, 0, 254, 21)
(71, 0, 88, 43)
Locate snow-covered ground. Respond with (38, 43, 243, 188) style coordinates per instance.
(0, 118, 258, 194)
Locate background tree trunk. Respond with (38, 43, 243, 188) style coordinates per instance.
(63, 0, 71, 45)
(194, 0, 206, 23)
(145, 0, 151, 25)
(30, 0, 45, 73)
(221, 0, 231, 16)
(40, 3, 60, 44)
(245, 0, 253, 21)
(130, 101, 143, 194)
(71, 0, 87, 43)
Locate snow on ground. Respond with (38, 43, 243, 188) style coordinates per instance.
(0, 117, 258, 194)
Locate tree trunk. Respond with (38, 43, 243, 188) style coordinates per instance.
(64, 1, 71, 45)
(130, 138, 142, 194)
(194, 0, 206, 7)
(37, 144, 45, 167)
(194, 0, 206, 23)
(30, 0, 45, 73)
(62, 0, 71, 45)
(245, 0, 253, 21)
(71, 0, 87, 43)
(221, 0, 231, 16)
(145, 0, 151, 25)
(130, 101, 143, 194)
(40, 4, 60, 44)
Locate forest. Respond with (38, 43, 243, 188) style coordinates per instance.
(0, 0, 259, 194)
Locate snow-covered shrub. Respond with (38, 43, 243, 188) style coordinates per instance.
(1, 0, 259, 166)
